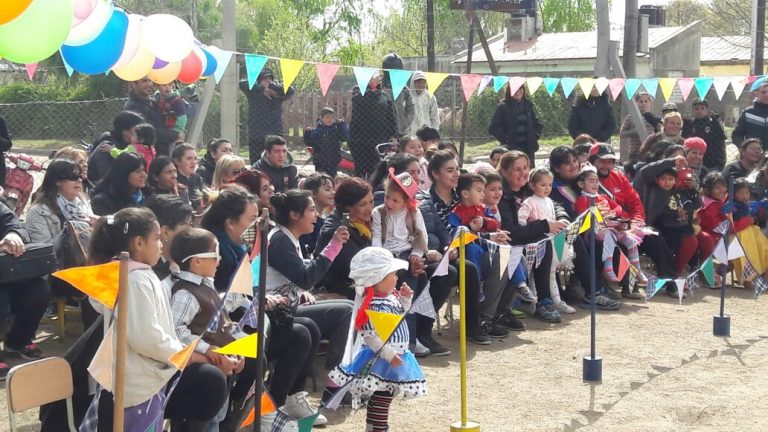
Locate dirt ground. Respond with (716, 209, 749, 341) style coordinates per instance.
(2, 285, 768, 432)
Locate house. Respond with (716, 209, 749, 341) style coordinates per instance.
(700, 35, 756, 77)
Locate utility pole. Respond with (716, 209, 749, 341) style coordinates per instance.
(427, 0, 436, 72)
(752, 0, 766, 76)
(190, 0, 198, 34)
(595, 0, 610, 76)
(623, 0, 638, 77)
(220, 0, 239, 150)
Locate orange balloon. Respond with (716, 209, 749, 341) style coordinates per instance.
(0, 0, 34, 26)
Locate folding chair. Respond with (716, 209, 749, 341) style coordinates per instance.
(6, 357, 76, 432)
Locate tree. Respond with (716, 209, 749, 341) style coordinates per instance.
(539, 0, 596, 32)
(666, 0, 753, 39)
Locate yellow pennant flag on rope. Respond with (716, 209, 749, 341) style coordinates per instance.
(214, 333, 259, 358)
(578, 77, 595, 98)
(169, 337, 201, 370)
(594, 207, 604, 223)
(658, 78, 677, 101)
(365, 309, 402, 341)
(424, 72, 450, 93)
(578, 212, 592, 234)
(279, 58, 304, 90)
(53, 261, 120, 309)
(449, 231, 478, 249)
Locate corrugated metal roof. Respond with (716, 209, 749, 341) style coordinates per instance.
(700, 36, 751, 63)
(455, 23, 697, 63)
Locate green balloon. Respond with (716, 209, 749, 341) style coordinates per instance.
(0, 0, 74, 64)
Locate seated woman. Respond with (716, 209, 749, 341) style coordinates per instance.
(266, 190, 354, 413)
(54, 146, 94, 194)
(197, 138, 233, 187)
(233, 170, 275, 215)
(172, 143, 206, 210)
(212, 155, 246, 190)
(299, 173, 335, 255)
(147, 156, 190, 205)
(90, 152, 149, 216)
(201, 186, 322, 426)
(88, 111, 144, 184)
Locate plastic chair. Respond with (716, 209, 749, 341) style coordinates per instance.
(6, 357, 76, 432)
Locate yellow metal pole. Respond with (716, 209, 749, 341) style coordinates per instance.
(451, 231, 480, 431)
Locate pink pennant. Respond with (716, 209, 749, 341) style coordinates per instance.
(677, 78, 695, 101)
(25, 63, 37, 81)
(460, 74, 483, 102)
(316, 63, 341, 97)
(508, 76, 526, 97)
(616, 251, 630, 281)
(747, 75, 759, 85)
(608, 78, 625, 101)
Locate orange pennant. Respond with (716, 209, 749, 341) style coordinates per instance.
(168, 337, 201, 370)
(53, 261, 120, 309)
(240, 393, 277, 427)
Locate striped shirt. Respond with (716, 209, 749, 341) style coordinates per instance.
(430, 187, 460, 231)
(362, 295, 409, 345)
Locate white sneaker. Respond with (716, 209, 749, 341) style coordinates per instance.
(555, 301, 576, 314)
(261, 411, 299, 432)
(283, 391, 328, 426)
(518, 284, 537, 303)
(413, 339, 431, 358)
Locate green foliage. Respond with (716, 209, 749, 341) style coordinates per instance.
(529, 89, 571, 136)
(666, 0, 752, 37)
(539, 0, 596, 32)
(467, 88, 500, 138)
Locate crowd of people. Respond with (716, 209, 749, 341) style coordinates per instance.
(2, 70, 768, 432)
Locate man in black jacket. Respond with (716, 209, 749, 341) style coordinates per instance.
(733, 80, 768, 151)
(567, 89, 616, 142)
(240, 68, 295, 164)
(682, 98, 726, 171)
(124, 77, 179, 156)
(252, 135, 298, 193)
(0, 201, 50, 376)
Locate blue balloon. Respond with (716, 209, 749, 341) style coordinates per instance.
(201, 46, 217, 77)
(61, 8, 129, 75)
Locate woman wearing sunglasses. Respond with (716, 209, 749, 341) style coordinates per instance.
(211, 155, 246, 190)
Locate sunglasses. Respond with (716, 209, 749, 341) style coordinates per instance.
(61, 174, 83, 182)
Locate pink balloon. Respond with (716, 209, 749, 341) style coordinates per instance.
(73, 0, 97, 22)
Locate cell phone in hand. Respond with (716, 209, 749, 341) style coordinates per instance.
(342, 212, 350, 226)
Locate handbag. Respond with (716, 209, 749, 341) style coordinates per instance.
(0, 242, 58, 284)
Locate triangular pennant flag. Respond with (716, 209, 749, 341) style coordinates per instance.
(485, 240, 498, 266)
(578, 77, 595, 98)
(424, 72, 449, 93)
(594, 208, 604, 223)
(578, 212, 592, 234)
(389, 69, 413, 100)
(279, 58, 304, 90)
(608, 78, 625, 101)
(61, 54, 74, 77)
(244, 54, 268, 90)
(743, 259, 759, 281)
(433, 248, 450, 277)
(409, 281, 436, 319)
(727, 237, 745, 260)
(507, 246, 523, 280)
(713, 219, 730, 236)
(686, 273, 698, 297)
(713, 77, 730, 101)
(493, 75, 508, 92)
(460, 74, 483, 101)
(508, 76, 526, 96)
(214, 333, 259, 358)
(594, 77, 610, 95)
(641, 78, 659, 98)
(525, 76, 543, 95)
(316, 63, 340, 96)
(658, 78, 677, 101)
(560, 77, 578, 98)
(553, 231, 566, 262)
(654, 278, 668, 295)
(168, 337, 201, 370)
(731, 76, 746, 100)
(543, 77, 559, 96)
(25, 63, 37, 81)
(365, 309, 402, 341)
(675, 279, 686, 304)
(712, 238, 727, 263)
(450, 231, 478, 249)
(602, 230, 617, 262)
(694, 77, 714, 99)
(677, 78, 695, 101)
(353, 67, 378, 96)
(208, 46, 233, 84)
(754, 275, 768, 297)
(477, 75, 492, 95)
(228, 254, 254, 296)
(53, 261, 120, 309)
(747, 75, 761, 86)
(701, 257, 715, 286)
(88, 328, 114, 392)
(498, 245, 511, 278)
(616, 251, 630, 281)
(298, 413, 320, 432)
(239, 393, 277, 428)
(624, 79, 642, 100)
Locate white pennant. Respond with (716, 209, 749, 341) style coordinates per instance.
(526, 77, 544, 95)
(712, 238, 727, 263)
(498, 245, 511, 279)
(594, 77, 610, 95)
(507, 246, 524, 280)
(713, 77, 731, 101)
(675, 279, 686, 305)
(409, 281, 436, 319)
(433, 249, 450, 277)
(731, 76, 746, 100)
(477, 75, 493, 95)
(727, 238, 745, 260)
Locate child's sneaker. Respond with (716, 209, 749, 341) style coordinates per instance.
(5, 343, 43, 361)
(534, 299, 562, 323)
(517, 284, 536, 303)
(0, 362, 9, 381)
(555, 301, 576, 314)
(283, 392, 327, 426)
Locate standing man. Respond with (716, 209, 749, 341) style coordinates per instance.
(682, 98, 726, 171)
(240, 68, 295, 165)
(124, 77, 179, 157)
(733, 80, 768, 151)
(408, 71, 440, 134)
(253, 135, 298, 193)
(381, 53, 415, 136)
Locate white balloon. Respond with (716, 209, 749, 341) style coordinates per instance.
(65, 0, 112, 46)
(112, 14, 144, 69)
(142, 14, 194, 63)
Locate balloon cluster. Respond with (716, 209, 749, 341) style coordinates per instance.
(0, 0, 217, 84)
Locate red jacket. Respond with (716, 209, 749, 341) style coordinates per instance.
(698, 197, 752, 238)
(449, 203, 499, 232)
(574, 194, 628, 219)
(598, 170, 646, 222)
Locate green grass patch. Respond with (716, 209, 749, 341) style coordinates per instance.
(14, 139, 80, 150)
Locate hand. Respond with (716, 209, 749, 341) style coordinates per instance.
(389, 354, 403, 367)
(99, 144, 113, 153)
(299, 290, 316, 305)
(409, 255, 426, 277)
(490, 230, 510, 244)
(205, 347, 228, 367)
(399, 282, 414, 298)
(469, 217, 484, 231)
(218, 356, 238, 376)
(234, 356, 245, 374)
(0, 232, 24, 257)
(548, 220, 568, 234)
(332, 226, 350, 244)
(265, 295, 289, 311)
(425, 250, 442, 263)
(673, 155, 688, 169)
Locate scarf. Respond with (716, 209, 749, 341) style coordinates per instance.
(662, 131, 682, 142)
(350, 221, 372, 241)
(214, 228, 247, 269)
(56, 194, 94, 222)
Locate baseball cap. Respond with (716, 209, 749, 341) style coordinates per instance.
(692, 98, 708, 107)
(412, 71, 426, 82)
(662, 102, 678, 112)
(588, 143, 619, 160)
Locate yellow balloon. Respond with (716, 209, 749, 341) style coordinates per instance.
(112, 42, 154, 82)
(147, 61, 181, 85)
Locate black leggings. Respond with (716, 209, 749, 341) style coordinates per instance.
(266, 316, 320, 406)
(532, 242, 553, 302)
(0, 276, 49, 348)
